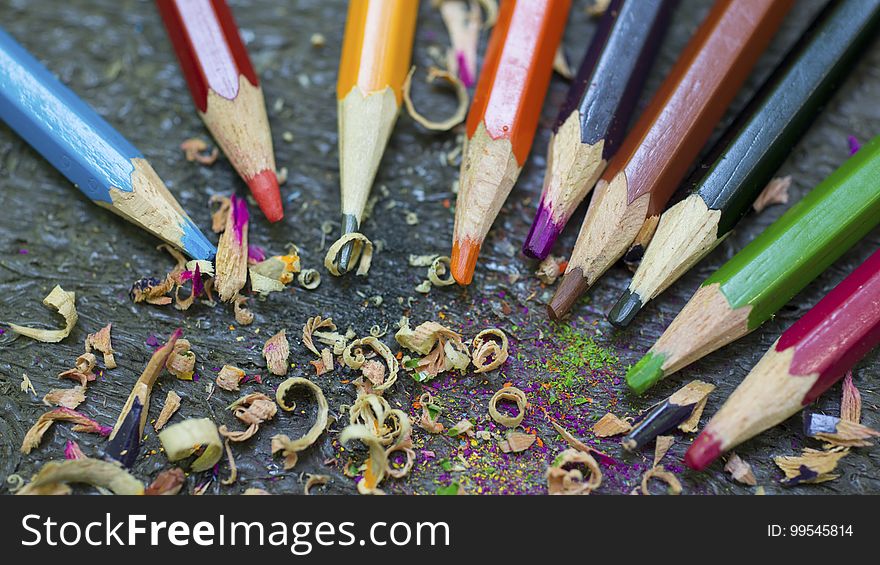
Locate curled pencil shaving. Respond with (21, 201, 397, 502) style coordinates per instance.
(546, 449, 602, 495)
(403, 66, 469, 132)
(472, 328, 509, 373)
(448, 418, 474, 438)
(775, 447, 849, 486)
(219, 392, 277, 442)
(488, 386, 528, 428)
(724, 453, 757, 486)
(16, 459, 143, 496)
(752, 175, 791, 213)
(396, 318, 469, 380)
(243, 488, 271, 495)
(428, 256, 456, 287)
(841, 371, 861, 423)
(592, 412, 632, 437)
(435, 0, 481, 87)
(20, 374, 36, 396)
(340, 397, 412, 494)
(145, 467, 185, 496)
(221, 440, 237, 485)
(85, 323, 116, 369)
(42, 386, 86, 410)
(263, 330, 290, 376)
(302, 315, 337, 356)
(641, 466, 682, 495)
(215, 195, 249, 302)
(180, 137, 219, 165)
(418, 392, 445, 434)
(21, 407, 111, 454)
(343, 337, 399, 392)
(8, 285, 77, 343)
(158, 418, 223, 473)
(298, 268, 321, 290)
(233, 294, 254, 325)
(58, 353, 98, 387)
(165, 338, 196, 381)
(304, 474, 330, 495)
(324, 232, 373, 276)
(653, 435, 674, 467)
(216, 365, 246, 392)
(271, 378, 329, 469)
(154, 390, 182, 431)
(310, 348, 335, 376)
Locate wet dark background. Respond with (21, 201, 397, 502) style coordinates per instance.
(1, 0, 878, 495)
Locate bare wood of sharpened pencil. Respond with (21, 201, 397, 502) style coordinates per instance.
(698, 345, 816, 453)
(651, 282, 751, 374)
(628, 195, 725, 303)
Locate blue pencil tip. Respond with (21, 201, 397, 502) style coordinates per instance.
(180, 219, 216, 261)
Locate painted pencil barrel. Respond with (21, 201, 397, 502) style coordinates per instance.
(0, 27, 215, 260)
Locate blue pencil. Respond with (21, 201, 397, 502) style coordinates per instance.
(0, 27, 215, 260)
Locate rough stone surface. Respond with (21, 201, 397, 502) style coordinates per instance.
(1, 0, 878, 495)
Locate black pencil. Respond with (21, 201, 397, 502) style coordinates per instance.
(522, 0, 675, 260)
(607, 0, 880, 327)
(622, 380, 714, 451)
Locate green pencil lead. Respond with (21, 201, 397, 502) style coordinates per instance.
(626, 352, 667, 395)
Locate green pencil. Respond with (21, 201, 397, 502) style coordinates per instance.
(627, 135, 880, 394)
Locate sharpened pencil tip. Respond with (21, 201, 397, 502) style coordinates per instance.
(547, 268, 589, 321)
(522, 204, 562, 260)
(180, 219, 217, 261)
(685, 431, 722, 471)
(626, 351, 666, 394)
(607, 288, 644, 327)
(246, 169, 283, 222)
(451, 239, 480, 285)
(336, 214, 360, 273)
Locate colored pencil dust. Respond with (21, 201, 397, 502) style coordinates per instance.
(451, 0, 570, 285)
(336, 0, 418, 272)
(686, 247, 880, 470)
(0, 27, 215, 260)
(608, 0, 880, 328)
(522, 0, 675, 260)
(156, 0, 283, 222)
(547, 0, 791, 320)
(627, 135, 880, 395)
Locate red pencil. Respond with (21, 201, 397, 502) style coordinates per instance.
(686, 247, 880, 470)
(157, 0, 282, 222)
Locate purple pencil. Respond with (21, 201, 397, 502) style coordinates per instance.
(522, 0, 676, 260)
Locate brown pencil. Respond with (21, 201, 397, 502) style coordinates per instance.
(548, 0, 792, 320)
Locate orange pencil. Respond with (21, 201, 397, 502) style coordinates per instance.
(336, 0, 418, 272)
(450, 0, 570, 285)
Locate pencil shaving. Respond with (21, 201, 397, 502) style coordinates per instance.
(271, 378, 328, 469)
(641, 466, 682, 495)
(724, 453, 757, 486)
(546, 449, 602, 495)
(42, 386, 86, 410)
(85, 323, 116, 369)
(180, 137, 219, 165)
(154, 390, 182, 431)
(471, 328, 509, 373)
(324, 233, 373, 276)
(158, 418, 223, 472)
(17, 459, 143, 496)
(263, 330, 290, 376)
(403, 66, 469, 132)
(219, 392, 277, 442)
(592, 413, 632, 437)
(216, 365, 245, 392)
(488, 386, 528, 428)
(9, 285, 77, 343)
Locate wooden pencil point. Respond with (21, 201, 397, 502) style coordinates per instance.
(547, 268, 590, 322)
(613, 195, 724, 326)
(522, 111, 606, 260)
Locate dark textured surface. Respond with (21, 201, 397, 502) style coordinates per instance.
(1, 0, 878, 495)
